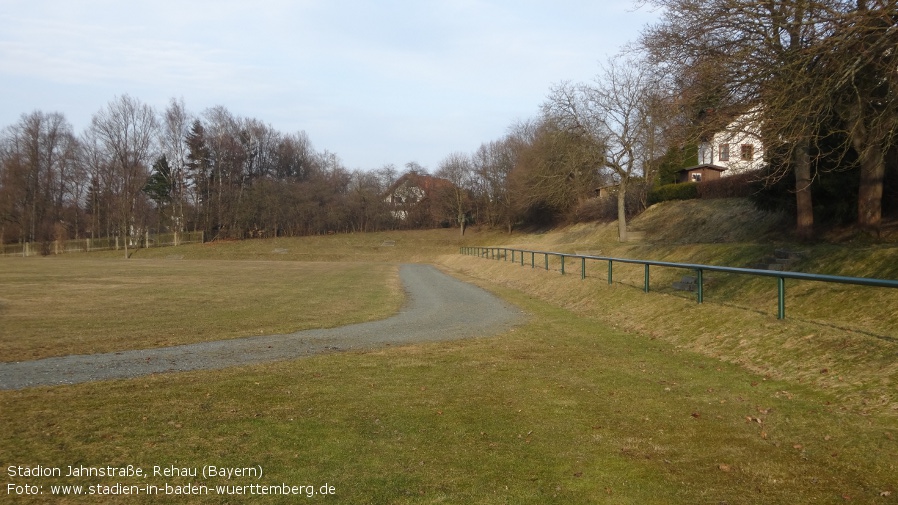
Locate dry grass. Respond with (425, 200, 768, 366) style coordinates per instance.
(84, 227, 512, 263)
(2, 285, 895, 503)
(2, 199, 898, 502)
(436, 253, 898, 417)
(0, 259, 403, 361)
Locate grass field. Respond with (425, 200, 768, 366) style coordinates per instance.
(2, 200, 897, 503)
(0, 259, 403, 362)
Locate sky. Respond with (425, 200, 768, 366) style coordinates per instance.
(0, 0, 659, 171)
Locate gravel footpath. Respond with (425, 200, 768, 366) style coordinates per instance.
(0, 264, 524, 390)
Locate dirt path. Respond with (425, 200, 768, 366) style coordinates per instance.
(0, 264, 524, 390)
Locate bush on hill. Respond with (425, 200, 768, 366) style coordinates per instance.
(648, 182, 698, 205)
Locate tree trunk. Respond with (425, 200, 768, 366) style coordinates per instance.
(856, 141, 885, 238)
(616, 178, 629, 242)
(793, 140, 814, 241)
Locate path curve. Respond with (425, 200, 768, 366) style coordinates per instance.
(0, 264, 524, 390)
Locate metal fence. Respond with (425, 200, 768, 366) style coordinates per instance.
(461, 246, 898, 320)
(1, 231, 204, 257)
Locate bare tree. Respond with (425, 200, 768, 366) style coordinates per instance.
(640, 0, 857, 239)
(159, 98, 192, 244)
(90, 95, 158, 258)
(436, 152, 474, 235)
(0, 111, 78, 250)
(471, 137, 519, 232)
(546, 56, 657, 241)
(507, 117, 604, 226)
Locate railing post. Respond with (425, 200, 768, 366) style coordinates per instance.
(644, 264, 650, 293)
(511, 250, 515, 263)
(531, 252, 535, 269)
(777, 277, 785, 319)
(561, 255, 565, 275)
(581, 257, 586, 280)
(696, 269, 704, 304)
(545, 253, 549, 270)
(520, 250, 524, 266)
(608, 260, 613, 284)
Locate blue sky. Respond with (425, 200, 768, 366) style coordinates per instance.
(0, 0, 658, 171)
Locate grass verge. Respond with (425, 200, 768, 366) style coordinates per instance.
(0, 259, 402, 361)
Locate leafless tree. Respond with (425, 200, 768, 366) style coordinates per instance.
(90, 95, 158, 257)
(507, 116, 605, 227)
(546, 56, 658, 241)
(436, 152, 475, 235)
(470, 136, 519, 232)
(159, 98, 192, 244)
(0, 111, 78, 250)
(639, 0, 884, 239)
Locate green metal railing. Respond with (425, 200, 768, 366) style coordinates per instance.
(460, 246, 898, 320)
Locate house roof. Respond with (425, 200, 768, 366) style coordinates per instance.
(385, 172, 454, 198)
(678, 164, 727, 173)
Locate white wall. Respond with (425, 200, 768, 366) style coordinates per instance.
(697, 113, 766, 176)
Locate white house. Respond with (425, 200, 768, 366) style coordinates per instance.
(384, 171, 453, 221)
(697, 112, 766, 176)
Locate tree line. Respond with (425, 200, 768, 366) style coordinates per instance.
(0, 97, 410, 251)
(2, 0, 895, 250)
(431, 0, 896, 241)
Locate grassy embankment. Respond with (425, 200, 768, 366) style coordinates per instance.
(1, 198, 896, 503)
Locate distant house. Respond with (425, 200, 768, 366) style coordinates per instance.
(696, 111, 766, 177)
(384, 171, 454, 222)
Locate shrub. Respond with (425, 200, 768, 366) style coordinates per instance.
(648, 183, 698, 205)
(696, 171, 760, 199)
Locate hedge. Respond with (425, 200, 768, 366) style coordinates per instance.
(648, 182, 698, 205)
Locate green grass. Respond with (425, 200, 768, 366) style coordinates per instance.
(0, 258, 403, 361)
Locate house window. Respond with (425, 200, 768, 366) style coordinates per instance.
(719, 143, 729, 161)
(691, 173, 702, 182)
(741, 144, 754, 161)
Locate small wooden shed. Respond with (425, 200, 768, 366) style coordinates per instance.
(677, 164, 726, 183)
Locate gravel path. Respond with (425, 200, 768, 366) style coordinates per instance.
(0, 264, 524, 390)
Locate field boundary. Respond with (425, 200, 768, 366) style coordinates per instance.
(462, 246, 898, 319)
(1, 231, 204, 257)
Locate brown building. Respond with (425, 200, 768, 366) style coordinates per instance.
(384, 171, 455, 223)
(676, 164, 726, 184)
